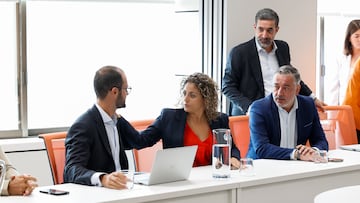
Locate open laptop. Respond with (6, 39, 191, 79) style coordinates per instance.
(134, 145, 197, 185)
(340, 144, 360, 152)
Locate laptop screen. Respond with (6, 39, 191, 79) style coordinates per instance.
(135, 145, 198, 185)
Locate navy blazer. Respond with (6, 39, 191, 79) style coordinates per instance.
(222, 38, 312, 115)
(123, 108, 241, 159)
(247, 94, 328, 160)
(63, 105, 143, 186)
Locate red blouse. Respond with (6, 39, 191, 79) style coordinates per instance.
(183, 123, 213, 167)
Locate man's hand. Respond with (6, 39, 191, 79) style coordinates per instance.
(314, 98, 327, 112)
(296, 144, 318, 161)
(100, 171, 128, 190)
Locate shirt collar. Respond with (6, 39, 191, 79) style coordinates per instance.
(95, 103, 117, 124)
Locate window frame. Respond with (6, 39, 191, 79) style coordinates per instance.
(0, 0, 225, 138)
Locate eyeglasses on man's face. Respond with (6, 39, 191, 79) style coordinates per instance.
(122, 87, 132, 95)
(112, 86, 132, 95)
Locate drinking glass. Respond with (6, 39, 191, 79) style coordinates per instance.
(314, 150, 328, 163)
(120, 169, 134, 189)
(239, 158, 255, 176)
(212, 129, 232, 178)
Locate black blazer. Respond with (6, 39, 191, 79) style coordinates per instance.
(222, 38, 312, 115)
(123, 108, 241, 159)
(63, 105, 141, 186)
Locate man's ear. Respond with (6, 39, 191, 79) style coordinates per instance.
(110, 87, 119, 95)
(275, 26, 279, 33)
(295, 84, 301, 95)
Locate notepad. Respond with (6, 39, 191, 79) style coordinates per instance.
(134, 145, 197, 185)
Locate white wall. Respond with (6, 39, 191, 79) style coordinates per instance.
(0, 138, 53, 186)
(223, 0, 317, 94)
(0, 137, 136, 186)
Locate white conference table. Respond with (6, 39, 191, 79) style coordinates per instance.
(236, 149, 360, 203)
(314, 185, 360, 203)
(1, 149, 360, 203)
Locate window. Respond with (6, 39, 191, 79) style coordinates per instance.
(0, 1, 19, 132)
(26, 1, 201, 130)
(0, 0, 202, 138)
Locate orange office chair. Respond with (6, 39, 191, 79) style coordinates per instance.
(39, 131, 67, 185)
(229, 115, 250, 158)
(130, 119, 154, 132)
(318, 105, 358, 149)
(130, 119, 163, 172)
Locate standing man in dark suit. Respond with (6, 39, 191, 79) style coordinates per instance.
(246, 65, 328, 160)
(64, 66, 146, 189)
(222, 8, 325, 116)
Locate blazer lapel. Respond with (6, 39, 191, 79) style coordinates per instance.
(90, 105, 113, 157)
(295, 96, 305, 144)
(250, 38, 265, 95)
(269, 96, 281, 145)
(176, 110, 187, 146)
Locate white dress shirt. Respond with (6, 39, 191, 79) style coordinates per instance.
(273, 96, 298, 159)
(256, 39, 280, 96)
(91, 104, 121, 186)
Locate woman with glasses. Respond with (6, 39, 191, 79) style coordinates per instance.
(0, 146, 37, 196)
(126, 73, 240, 168)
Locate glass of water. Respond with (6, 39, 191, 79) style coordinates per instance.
(120, 169, 134, 189)
(212, 129, 232, 178)
(239, 158, 255, 176)
(314, 150, 328, 163)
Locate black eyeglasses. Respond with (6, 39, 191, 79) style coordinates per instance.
(112, 86, 132, 95)
(122, 87, 132, 95)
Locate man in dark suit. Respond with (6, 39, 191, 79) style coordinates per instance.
(63, 66, 148, 189)
(222, 8, 324, 116)
(246, 65, 328, 160)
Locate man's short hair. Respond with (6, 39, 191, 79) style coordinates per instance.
(94, 66, 123, 99)
(255, 8, 279, 27)
(277, 65, 301, 85)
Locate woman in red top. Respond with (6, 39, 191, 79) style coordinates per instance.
(136, 73, 241, 168)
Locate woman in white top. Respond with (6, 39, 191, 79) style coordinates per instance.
(328, 19, 360, 105)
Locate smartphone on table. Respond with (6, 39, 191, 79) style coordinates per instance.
(39, 188, 69, 195)
(328, 158, 344, 162)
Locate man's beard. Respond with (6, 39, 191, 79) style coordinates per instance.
(258, 37, 272, 49)
(117, 103, 125, 108)
(116, 95, 126, 108)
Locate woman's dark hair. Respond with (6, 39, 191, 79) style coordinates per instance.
(344, 19, 360, 56)
(180, 72, 219, 122)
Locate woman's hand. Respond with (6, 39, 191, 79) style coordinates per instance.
(230, 157, 240, 170)
(8, 174, 38, 196)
